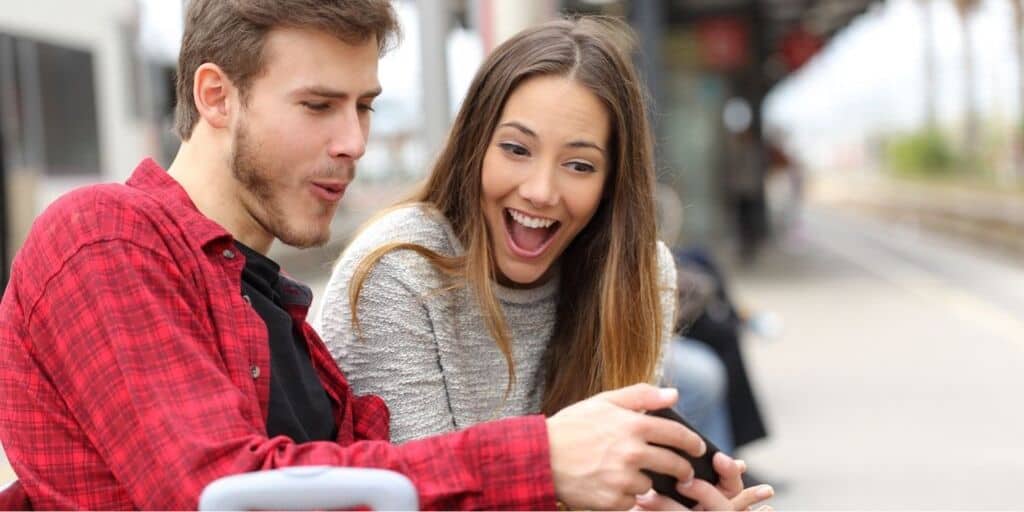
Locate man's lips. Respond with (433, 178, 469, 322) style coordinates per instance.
(311, 181, 347, 202)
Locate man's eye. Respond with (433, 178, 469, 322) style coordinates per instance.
(358, 103, 376, 113)
(302, 101, 330, 112)
(499, 142, 529, 157)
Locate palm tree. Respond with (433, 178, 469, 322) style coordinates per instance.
(954, 0, 981, 164)
(1012, 0, 1024, 178)
(918, 0, 937, 130)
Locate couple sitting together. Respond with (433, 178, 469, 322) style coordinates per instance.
(0, 0, 773, 509)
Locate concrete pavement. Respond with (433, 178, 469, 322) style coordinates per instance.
(734, 206, 1024, 509)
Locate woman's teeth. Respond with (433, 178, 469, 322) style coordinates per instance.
(509, 209, 556, 229)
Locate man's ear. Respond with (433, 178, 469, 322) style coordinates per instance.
(193, 63, 235, 131)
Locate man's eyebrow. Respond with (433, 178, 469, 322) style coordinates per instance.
(294, 86, 383, 99)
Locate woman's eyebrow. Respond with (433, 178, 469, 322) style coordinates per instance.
(498, 121, 537, 138)
(499, 121, 606, 154)
(567, 140, 605, 153)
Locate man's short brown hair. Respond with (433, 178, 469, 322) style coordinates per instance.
(174, 0, 400, 140)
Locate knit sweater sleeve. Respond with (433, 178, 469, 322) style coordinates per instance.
(316, 206, 458, 443)
(654, 241, 678, 383)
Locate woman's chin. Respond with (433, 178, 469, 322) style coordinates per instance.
(496, 263, 549, 289)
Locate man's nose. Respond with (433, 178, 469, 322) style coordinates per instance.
(328, 110, 367, 162)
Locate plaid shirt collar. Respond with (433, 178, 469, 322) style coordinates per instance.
(126, 157, 234, 250)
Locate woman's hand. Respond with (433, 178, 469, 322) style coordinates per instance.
(632, 453, 774, 511)
(632, 488, 773, 511)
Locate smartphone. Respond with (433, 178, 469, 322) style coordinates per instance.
(642, 407, 721, 508)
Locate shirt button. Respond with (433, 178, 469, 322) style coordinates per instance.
(250, 365, 261, 379)
(222, 249, 235, 259)
(242, 294, 252, 305)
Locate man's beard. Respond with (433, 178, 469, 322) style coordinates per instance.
(230, 123, 331, 249)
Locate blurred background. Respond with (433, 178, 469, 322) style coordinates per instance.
(2, 0, 1023, 508)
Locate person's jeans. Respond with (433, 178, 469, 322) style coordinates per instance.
(663, 336, 735, 454)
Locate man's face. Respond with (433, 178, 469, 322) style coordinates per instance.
(229, 28, 380, 248)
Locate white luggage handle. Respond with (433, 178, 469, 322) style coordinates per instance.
(198, 466, 419, 511)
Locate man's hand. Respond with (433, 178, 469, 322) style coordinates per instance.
(546, 384, 707, 510)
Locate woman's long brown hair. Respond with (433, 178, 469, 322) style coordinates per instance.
(349, 16, 663, 415)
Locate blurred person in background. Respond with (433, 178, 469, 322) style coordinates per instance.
(764, 129, 804, 243)
(0, 1, 768, 510)
(662, 248, 778, 491)
(664, 264, 734, 455)
(315, 16, 772, 511)
(672, 247, 770, 453)
(725, 128, 766, 264)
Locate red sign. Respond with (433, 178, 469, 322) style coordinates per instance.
(780, 27, 823, 71)
(695, 17, 749, 72)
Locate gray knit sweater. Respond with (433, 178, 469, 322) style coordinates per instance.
(314, 204, 677, 443)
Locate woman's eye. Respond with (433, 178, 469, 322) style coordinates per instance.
(358, 103, 376, 113)
(567, 161, 596, 173)
(301, 101, 330, 112)
(499, 142, 530, 157)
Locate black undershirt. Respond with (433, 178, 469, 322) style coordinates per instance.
(235, 241, 337, 442)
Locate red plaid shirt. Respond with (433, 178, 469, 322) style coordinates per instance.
(0, 159, 556, 510)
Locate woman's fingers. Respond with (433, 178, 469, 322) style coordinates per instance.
(676, 478, 730, 510)
(676, 478, 774, 511)
(712, 452, 744, 498)
(729, 484, 775, 510)
(632, 489, 688, 511)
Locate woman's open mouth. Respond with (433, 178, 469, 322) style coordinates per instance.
(503, 207, 561, 258)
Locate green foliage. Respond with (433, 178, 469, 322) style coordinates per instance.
(885, 130, 957, 177)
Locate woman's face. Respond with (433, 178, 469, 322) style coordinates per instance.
(481, 74, 611, 288)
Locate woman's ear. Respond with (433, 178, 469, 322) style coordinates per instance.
(192, 63, 235, 131)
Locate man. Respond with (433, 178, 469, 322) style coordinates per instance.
(0, 1, 770, 509)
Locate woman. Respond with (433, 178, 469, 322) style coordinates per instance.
(315, 16, 675, 443)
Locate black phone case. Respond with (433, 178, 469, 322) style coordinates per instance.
(642, 407, 721, 509)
